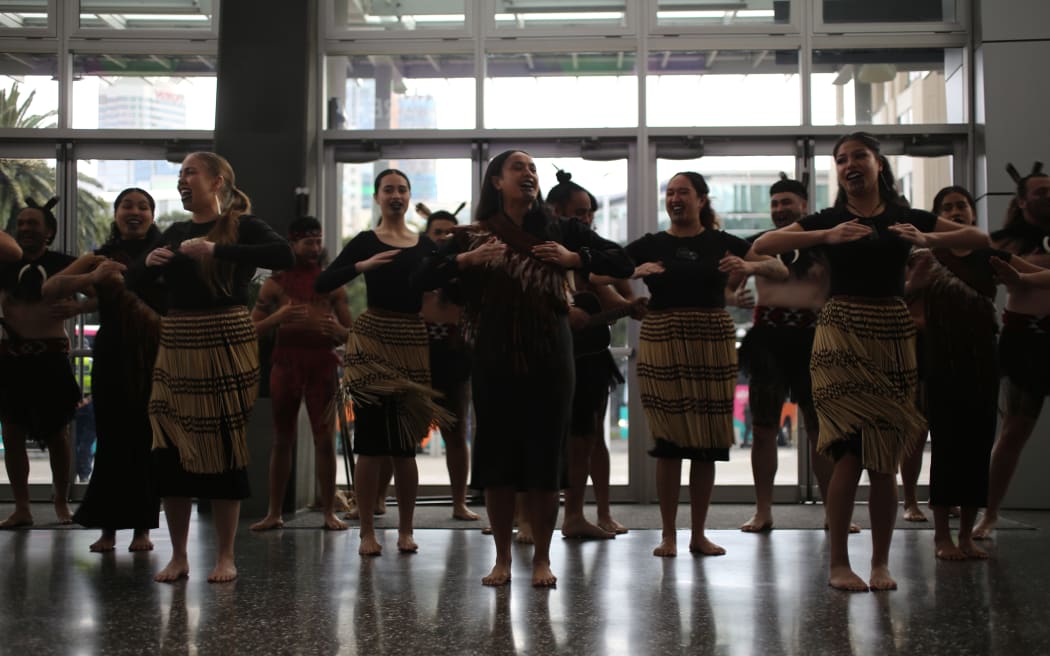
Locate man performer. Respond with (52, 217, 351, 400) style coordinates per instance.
(974, 163, 1050, 538)
(737, 175, 856, 533)
(0, 198, 85, 527)
(250, 216, 353, 531)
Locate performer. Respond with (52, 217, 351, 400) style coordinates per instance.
(973, 163, 1050, 539)
(0, 198, 82, 528)
(315, 169, 444, 556)
(905, 185, 1020, 559)
(417, 202, 479, 521)
(754, 132, 988, 591)
(44, 188, 166, 551)
(737, 174, 857, 533)
(547, 170, 641, 538)
(250, 216, 352, 532)
(413, 150, 633, 587)
(627, 172, 786, 558)
(136, 152, 293, 583)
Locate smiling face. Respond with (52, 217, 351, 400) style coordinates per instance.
(492, 151, 539, 206)
(292, 235, 323, 264)
(374, 172, 411, 219)
(937, 191, 976, 226)
(665, 174, 706, 227)
(15, 207, 51, 255)
(114, 191, 155, 240)
(770, 191, 807, 229)
(834, 139, 882, 199)
(177, 154, 222, 215)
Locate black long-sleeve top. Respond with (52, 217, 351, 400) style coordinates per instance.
(315, 231, 437, 314)
(412, 215, 634, 295)
(798, 205, 937, 298)
(626, 229, 751, 310)
(129, 215, 293, 311)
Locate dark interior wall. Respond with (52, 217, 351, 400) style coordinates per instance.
(215, 0, 315, 238)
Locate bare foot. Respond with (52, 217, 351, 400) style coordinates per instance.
(249, 516, 285, 531)
(972, 514, 997, 540)
(935, 538, 967, 561)
(481, 526, 493, 535)
(903, 504, 928, 522)
(90, 532, 116, 552)
(823, 519, 863, 533)
(561, 516, 615, 540)
(374, 498, 387, 516)
(868, 565, 897, 591)
(597, 518, 628, 534)
(959, 538, 989, 560)
(515, 526, 534, 545)
(54, 501, 73, 525)
(689, 537, 726, 556)
(829, 565, 869, 592)
(323, 514, 349, 531)
(740, 513, 774, 533)
(653, 537, 677, 558)
(128, 532, 154, 552)
(359, 533, 382, 556)
(453, 505, 481, 521)
(482, 560, 512, 586)
(155, 558, 190, 583)
(397, 532, 418, 553)
(0, 509, 34, 529)
(207, 556, 238, 583)
(532, 561, 557, 588)
(344, 507, 360, 520)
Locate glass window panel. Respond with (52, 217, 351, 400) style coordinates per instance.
(647, 50, 800, 127)
(811, 48, 966, 126)
(822, 0, 957, 23)
(327, 54, 475, 130)
(814, 153, 954, 213)
(79, 0, 215, 31)
(0, 0, 49, 30)
(656, 0, 791, 28)
(493, 1, 627, 30)
(0, 55, 59, 127)
(330, 0, 466, 32)
(71, 53, 217, 129)
(485, 51, 637, 129)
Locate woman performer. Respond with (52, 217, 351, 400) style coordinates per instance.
(754, 133, 988, 591)
(628, 171, 784, 558)
(904, 185, 1010, 559)
(46, 188, 166, 552)
(416, 202, 479, 522)
(414, 150, 633, 587)
(315, 169, 444, 556)
(547, 170, 641, 538)
(137, 152, 293, 583)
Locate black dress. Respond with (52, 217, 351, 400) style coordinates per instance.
(73, 232, 167, 531)
(414, 213, 633, 490)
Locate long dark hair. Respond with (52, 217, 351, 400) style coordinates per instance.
(545, 169, 597, 215)
(831, 132, 907, 210)
(103, 187, 157, 246)
(475, 150, 550, 225)
(373, 168, 411, 226)
(669, 171, 717, 230)
(931, 185, 975, 215)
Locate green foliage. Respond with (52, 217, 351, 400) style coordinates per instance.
(0, 82, 111, 253)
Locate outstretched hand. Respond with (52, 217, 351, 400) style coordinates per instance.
(531, 241, 579, 269)
(888, 222, 928, 247)
(633, 262, 665, 279)
(458, 237, 505, 268)
(990, 256, 1025, 288)
(718, 251, 754, 276)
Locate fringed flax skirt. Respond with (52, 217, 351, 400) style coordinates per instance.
(343, 308, 447, 458)
(149, 307, 259, 499)
(637, 308, 736, 461)
(810, 297, 926, 475)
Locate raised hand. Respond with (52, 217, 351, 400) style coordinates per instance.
(531, 241, 577, 268)
(825, 219, 873, 245)
(459, 237, 505, 268)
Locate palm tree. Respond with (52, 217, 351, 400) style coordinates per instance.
(1, 81, 110, 251)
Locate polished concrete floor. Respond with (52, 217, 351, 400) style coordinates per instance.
(2, 506, 1048, 656)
